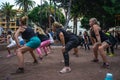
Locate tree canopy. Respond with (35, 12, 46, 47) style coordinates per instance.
(53, 0, 120, 30)
(0, 2, 16, 31)
(15, 0, 36, 15)
(28, 1, 65, 29)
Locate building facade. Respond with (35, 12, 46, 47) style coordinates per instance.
(0, 10, 22, 31)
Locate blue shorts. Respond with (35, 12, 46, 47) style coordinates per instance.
(19, 40, 25, 45)
(26, 36, 41, 49)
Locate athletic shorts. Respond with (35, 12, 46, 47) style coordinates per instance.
(7, 41, 16, 48)
(26, 36, 41, 49)
(105, 39, 116, 46)
(19, 40, 25, 46)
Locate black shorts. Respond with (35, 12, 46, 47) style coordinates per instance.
(105, 39, 116, 46)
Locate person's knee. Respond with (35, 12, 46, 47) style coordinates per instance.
(98, 46, 103, 51)
(93, 46, 97, 51)
(16, 48, 22, 54)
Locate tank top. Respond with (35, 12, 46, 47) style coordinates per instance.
(56, 28, 75, 44)
(21, 27, 36, 41)
(36, 32, 48, 42)
(90, 29, 108, 42)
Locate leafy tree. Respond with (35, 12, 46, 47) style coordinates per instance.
(54, 0, 120, 30)
(53, 0, 72, 29)
(15, 0, 36, 15)
(28, 1, 65, 30)
(0, 2, 16, 31)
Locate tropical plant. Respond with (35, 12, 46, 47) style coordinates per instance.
(28, 1, 65, 30)
(55, 0, 120, 30)
(0, 2, 16, 31)
(15, 0, 36, 15)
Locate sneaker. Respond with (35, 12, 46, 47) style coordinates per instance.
(16, 68, 24, 73)
(6, 54, 12, 58)
(108, 53, 114, 57)
(38, 57, 43, 60)
(91, 59, 99, 62)
(102, 63, 110, 69)
(59, 67, 71, 74)
(11, 68, 24, 75)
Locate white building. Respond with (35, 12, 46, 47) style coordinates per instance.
(67, 18, 86, 35)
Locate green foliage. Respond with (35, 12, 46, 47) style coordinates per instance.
(0, 2, 16, 30)
(28, 1, 65, 29)
(15, 0, 36, 15)
(81, 17, 90, 30)
(54, 0, 120, 29)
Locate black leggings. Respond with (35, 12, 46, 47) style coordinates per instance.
(84, 43, 90, 50)
(63, 39, 79, 66)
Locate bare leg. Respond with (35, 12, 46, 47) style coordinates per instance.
(92, 43, 99, 60)
(14, 48, 17, 55)
(6, 47, 12, 58)
(98, 42, 109, 63)
(7, 47, 11, 54)
(36, 47, 43, 59)
(29, 50, 38, 63)
(16, 46, 32, 68)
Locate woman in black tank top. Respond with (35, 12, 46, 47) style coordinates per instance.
(14, 16, 40, 74)
(52, 22, 80, 73)
(89, 18, 110, 68)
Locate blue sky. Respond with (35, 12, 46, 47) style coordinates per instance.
(0, 0, 48, 9)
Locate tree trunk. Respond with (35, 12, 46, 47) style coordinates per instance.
(6, 16, 10, 31)
(73, 16, 77, 34)
(64, 0, 72, 30)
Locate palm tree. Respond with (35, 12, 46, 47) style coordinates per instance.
(0, 2, 16, 31)
(15, 0, 36, 15)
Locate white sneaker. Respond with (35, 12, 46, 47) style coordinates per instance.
(6, 54, 12, 58)
(59, 67, 71, 74)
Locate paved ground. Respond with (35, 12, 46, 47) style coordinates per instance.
(0, 46, 120, 80)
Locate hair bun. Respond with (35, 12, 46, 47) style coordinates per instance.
(20, 16, 28, 25)
(22, 16, 28, 22)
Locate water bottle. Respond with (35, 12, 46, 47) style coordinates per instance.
(104, 73, 113, 80)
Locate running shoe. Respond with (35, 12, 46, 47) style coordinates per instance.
(6, 54, 12, 58)
(59, 67, 71, 74)
(16, 68, 24, 73)
(11, 68, 24, 75)
(102, 63, 110, 69)
(108, 53, 114, 57)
